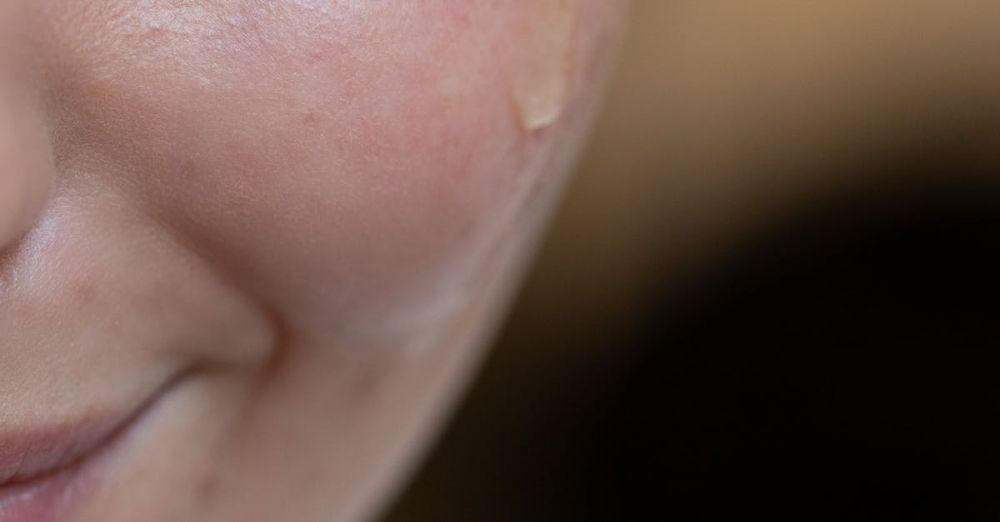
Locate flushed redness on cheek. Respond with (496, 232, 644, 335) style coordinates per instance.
(513, 0, 577, 131)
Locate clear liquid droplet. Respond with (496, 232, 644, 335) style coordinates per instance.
(514, 0, 577, 131)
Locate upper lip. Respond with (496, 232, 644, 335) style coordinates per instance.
(0, 368, 188, 491)
(0, 411, 131, 488)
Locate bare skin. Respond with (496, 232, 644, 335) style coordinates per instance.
(0, 1, 625, 521)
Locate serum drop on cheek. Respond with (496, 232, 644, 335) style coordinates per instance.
(514, 0, 577, 131)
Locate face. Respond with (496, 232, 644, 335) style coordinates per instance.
(0, 1, 624, 520)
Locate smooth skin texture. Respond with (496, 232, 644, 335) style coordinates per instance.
(0, 1, 624, 521)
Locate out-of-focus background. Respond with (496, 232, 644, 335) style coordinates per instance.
(386, 2, 1000, 520)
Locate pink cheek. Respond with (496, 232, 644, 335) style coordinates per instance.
(201, 15, 535, 314)
(258, 85, 527, 321)
(68, 1, 576, 331)
(150, 61, 529, 332)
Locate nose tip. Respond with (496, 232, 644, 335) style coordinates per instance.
(0, 87, 53, 254)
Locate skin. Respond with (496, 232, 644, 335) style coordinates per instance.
(0, 1, 625, 521)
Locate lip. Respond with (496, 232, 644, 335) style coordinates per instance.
(0, 372, 186, 522)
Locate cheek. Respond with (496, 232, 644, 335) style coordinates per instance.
(199, 9, 537, 331)
(176, 88, 529, 337)
(55, 2, 551, 334)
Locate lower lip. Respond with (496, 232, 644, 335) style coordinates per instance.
(0, 463, 87, 522)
